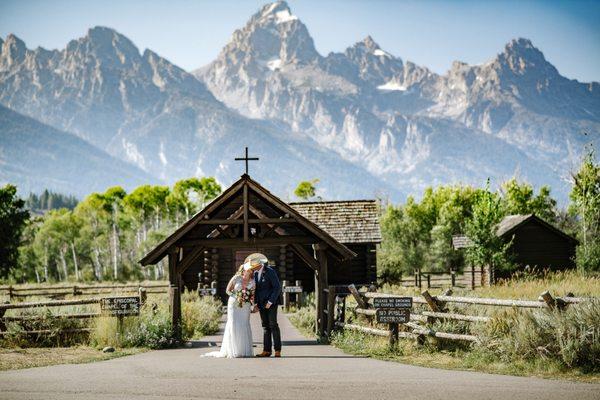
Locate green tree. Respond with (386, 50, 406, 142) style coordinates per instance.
(569, 148, 600, 271)
(294, 179, 319, 201)
(501, 179, 557, 222)
(464, 182, 512, 274)
(0, 185, 30, 279)
(168, 177, 222, 222)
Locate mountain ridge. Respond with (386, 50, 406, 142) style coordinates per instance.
(1, 1, 598, 203)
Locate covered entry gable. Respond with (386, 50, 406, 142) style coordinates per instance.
(140, 174, 356, 267)
(140, 174, 356, 339)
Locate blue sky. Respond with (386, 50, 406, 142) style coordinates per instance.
(1, 0, 599, 82)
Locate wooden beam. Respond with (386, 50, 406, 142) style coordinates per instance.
(168, 250, 182, 340)
(243, 184, 249, 242)
(249, 205, 288, 236)
(198, 218, 295, 225)
(245, 179, 356, 260)
(180, 236, 317, 248)
(140, 179, 246, 265)
(314, 244, 328, 339)
(289, 244, 319, 272)
(178, 246, 206, 275)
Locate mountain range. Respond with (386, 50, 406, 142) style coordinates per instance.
(1, 1, 598, 202)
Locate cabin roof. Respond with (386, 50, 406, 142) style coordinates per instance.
(496, 214, 578, 243)
(139, 175, 356, 266)
(289, 200, 382, 244)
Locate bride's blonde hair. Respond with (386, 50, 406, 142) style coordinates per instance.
(236, 265, 245, 276)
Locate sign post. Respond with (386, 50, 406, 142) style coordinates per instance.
(372, 296, 413, 349)
(100, 296, 141, 335)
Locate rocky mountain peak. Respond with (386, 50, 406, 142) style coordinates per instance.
(360, 35, 379, 50)
(216, 1, 318, 68)
(495, 37, 556, 76)
(257, 1, 295, 23)
(1, 34, 27, 66)
(66, 26, 142, 68)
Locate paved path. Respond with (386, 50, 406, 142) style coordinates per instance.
(0, 312, 598, 400)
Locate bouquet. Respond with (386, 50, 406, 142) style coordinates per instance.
(235, 287, 255, 308)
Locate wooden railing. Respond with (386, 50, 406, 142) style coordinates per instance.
(400, 267, 486, 290)
(329, 284, 592, 347)
(0, 289, 147, 337)
(0, 283, 169, 300)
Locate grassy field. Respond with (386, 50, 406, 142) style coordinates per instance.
(331, 330, 599, 383)
(0, 288, 223, 370)
(0, 346, 146, 371)
(289, 271, 600, 382)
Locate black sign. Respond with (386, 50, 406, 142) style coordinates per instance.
(283, 286, 302, 293)
(373, 297, 412, 309)
(376, 309, 410, 324)
(100, 296, 140, 316)
(198, 288, 217, 296)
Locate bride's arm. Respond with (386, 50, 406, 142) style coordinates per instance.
(225, 276, 237, 296)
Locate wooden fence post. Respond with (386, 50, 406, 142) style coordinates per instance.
(540, 290, 566, 310)
(139, 287, 147, 306)
(426, 274, 431, 289)
(414, 271, 418, 288)
(7, 286, 12, 301)
(422, 290, 441, 325)
(451, 269, 456, 287)
(295, 280, 303, 308)
(348, 284, 367, 309)
(0, 301, 8, 332)
(470, 265, 475, 290)
(282, 280, 290, 310)
(326, 286, 336, 338)
(389, 322, 399, 349)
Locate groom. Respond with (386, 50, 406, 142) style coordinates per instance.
(248, 253, 282, 357)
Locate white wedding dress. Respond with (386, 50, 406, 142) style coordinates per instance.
(202, 275, 254, 358)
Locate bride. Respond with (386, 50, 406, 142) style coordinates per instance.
(202, 263, 256, 358)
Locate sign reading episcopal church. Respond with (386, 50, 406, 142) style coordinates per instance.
(100, 296, 140, 316)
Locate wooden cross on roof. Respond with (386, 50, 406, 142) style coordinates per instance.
(235, 147, 259, 175)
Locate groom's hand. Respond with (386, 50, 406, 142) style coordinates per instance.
(251, 305, 258, 313)
(265, 301, 272, 309)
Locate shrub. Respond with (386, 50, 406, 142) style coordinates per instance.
(0, 305, 93, 348)
(288, 293, 315, 337)
(90, 298, 175, 350)
(181, 291, 222, 339)
(477, 299, 600, 371)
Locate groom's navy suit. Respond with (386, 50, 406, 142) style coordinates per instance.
(254, 265, 282, 353)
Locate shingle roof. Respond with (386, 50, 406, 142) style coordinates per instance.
(496, 214, 578, 243)
(288, 200, 382, 244)
(496, 214, 533, 237)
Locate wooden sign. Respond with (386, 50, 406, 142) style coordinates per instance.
(452, 234, 474, 249)
(198, 288, 217, 296)
(373, 297, 412, 309)
(283, 286, 302, 293)
(376, 308, 410, 324)
(100, 296, 140, 316)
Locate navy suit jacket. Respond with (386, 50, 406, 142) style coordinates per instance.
(254, 266, 281, 309)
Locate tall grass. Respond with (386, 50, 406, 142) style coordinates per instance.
(290, 271, 600, 379)
(288, 293, 315, 337)
(2, 290, 223, 349)
(181, 291, 222, 339)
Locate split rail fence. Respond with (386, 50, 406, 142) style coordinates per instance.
(323, 284, 590, 347)
(0, 288, 150, 337)
(0, 283, 169, 300)
(399, 266, 487, 290)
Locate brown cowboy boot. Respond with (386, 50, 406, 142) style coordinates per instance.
(274, 351, 281, 358)
(255, 351, 271, 357)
